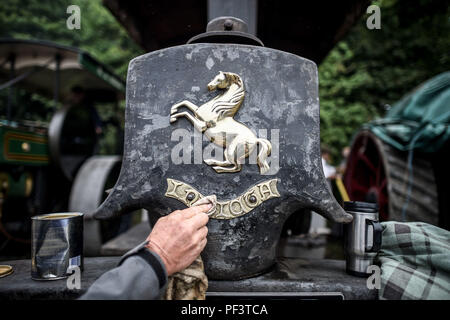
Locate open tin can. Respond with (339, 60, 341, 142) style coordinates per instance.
(31, 212, 83, 280)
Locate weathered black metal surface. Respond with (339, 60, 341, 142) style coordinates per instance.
(0, 257, 376, 300)
(0, 257, 118, 300)
(93, 43, 352, 280)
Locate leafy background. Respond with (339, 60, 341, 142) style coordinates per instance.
(318, 0, 449, 162)
(0, 0, 449, 162)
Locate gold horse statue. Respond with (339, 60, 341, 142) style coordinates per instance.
(170, 71, 272, 174)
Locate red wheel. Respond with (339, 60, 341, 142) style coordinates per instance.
(344, 131, 389, 220)
(344, 130, 439, 225)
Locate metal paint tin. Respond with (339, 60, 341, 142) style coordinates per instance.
(31, 212, 83, 280)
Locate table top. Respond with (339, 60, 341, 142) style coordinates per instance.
(0, 257, 377, 300)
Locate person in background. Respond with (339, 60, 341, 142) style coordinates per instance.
(337, 146, 351, 176)
(68, 86, 103, 136)
(321, 144, 336, 180)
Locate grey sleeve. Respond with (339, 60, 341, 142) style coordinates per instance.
(79, 242, 167, 300)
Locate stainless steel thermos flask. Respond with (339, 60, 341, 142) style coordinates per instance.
(344, 201, 382, 277)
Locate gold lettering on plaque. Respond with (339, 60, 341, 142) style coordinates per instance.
(164, 180, 184, 199)
(164, 178, 280, 220)
(170, 71, 272, 174)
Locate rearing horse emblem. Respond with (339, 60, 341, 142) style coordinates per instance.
(170, 71, 272, 174)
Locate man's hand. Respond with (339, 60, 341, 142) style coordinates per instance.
(145, 204, 210, 276)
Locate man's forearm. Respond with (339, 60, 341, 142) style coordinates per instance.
(79, 242, 167, 300)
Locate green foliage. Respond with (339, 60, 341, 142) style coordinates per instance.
(0, 0, 142, 78)
(319, 0, 450, 163)
(0, 0, 143, 154)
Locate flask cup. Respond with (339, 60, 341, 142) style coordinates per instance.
(344, 201, 382, 277)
